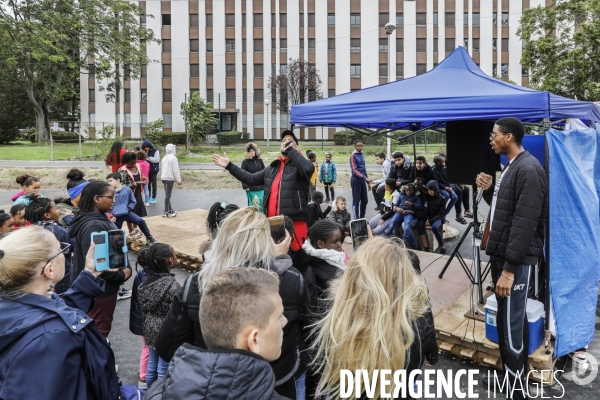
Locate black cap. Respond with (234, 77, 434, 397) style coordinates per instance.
(281, 130, 299, 145)
(385, 178, 397, 188)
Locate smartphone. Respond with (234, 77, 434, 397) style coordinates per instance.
(350, 218, 368, 250)
(90, 231, 109, 271)
(108, 229, 128, 269)
(269, 216, 286, 244)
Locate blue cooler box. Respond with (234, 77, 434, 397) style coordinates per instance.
(485, 295, 545, 355)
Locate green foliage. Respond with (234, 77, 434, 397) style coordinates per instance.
(0, 78, 35, 144)
(180, 92, 219, 145)
(145, 119, 166, 145)
(148, 132, 188, 146)
(519, 0, 600, 101)
(94, 125, 120, 157)
(333, 130, 446, 146)
(49, 131, 83, 143)
(217, 131, 250, 146)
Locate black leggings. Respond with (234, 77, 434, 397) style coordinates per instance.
(149, 172, 158, 198)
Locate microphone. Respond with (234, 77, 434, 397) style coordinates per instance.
(476, 187, 484, 204)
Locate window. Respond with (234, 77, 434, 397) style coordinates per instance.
(396, 64, 404, 79)
(350, 64, 361, 77)
(254, 39, 263, 52)
(308, 13, 315, 27)
(205, 39, 212, 53)
(242, 39, 246, 52)
(89, 89, 95, 102)
(242, 64, 247, 77)
(328, 38, 335, 52)
(473, 38, 480, 52)
(379, 13, 389, 27)
(417, 64, 427, 75)
(206, 14, 213, 28)
(226, 89, 236, 103)
(328, 63, 335, 77)
(434, 38, 438, 51)
(280, 64, 287, 74)
(190, 39, 199, 52)
(464, 13, 469, 26)
(350, 38, 360, 52)
(226, 64, 235, 77)
(473, 13, 480, 26)
(464, 38, 468, 48)
(254, 90, 264, 103)
(522, 67, 529, 77)
(271, 13, 276, 28)
(300, 38, 304, 50)
(308, 89, 316, 101)
(416, 38, 426, 53)
(502, 12, 509, 26)
(242, 14, 246, 28)
(141, 89, 147, 103)
(190, 64, 199, 77)
(242, 89, 247, 102)
(125, 114, 131, 128)
(162, 64, 171, 78)
(379, 64, 388, 78)
(493, 64, 497, 76)
(162, 14, 171, 26)
(89, 113, 95, 124)
(396, 38, 403, 52)
(271, 63, 276, 75)
(226, 39, 235, 52)
(163, 114, 172, 128)
(140, 14, 146, 27)
(299, 13, 304, 26)
(328, 14, 335, 26)
(445, 38, 455, 52)
(502, 38, 508, 53)
(141, 114, 147, 128)
(493, 12, 497, 27)
(522, 39, 527, 49)
(501, 63, 508, 77)
(416, 13, 426, 26)
(207, 64, 213, 78)
(254, 64, 263, 78)
(328, 89, 335, 97)
(226, 14, 235, 27)
(445, 12, 455, 27)
(379, 38, 388, 52)
(163, 89, 172, 103)
(162, 39, 171, 53)
(433, 12, 438, 25)
(253, 13, 263, 27)
(492, 38, 497, 51)
(280, 13, 287, 27)
(396, 14, 403, 27)
(206, 90, 213, 103)
(308, 39, 315, 52)
(254, 114, 264, 128)
(190, 14, 198, 28)
(272, 38, 276, 52)
(88, 65, 95, 80)
(350, 14, 361, 26)
(280, 38, 287, 52)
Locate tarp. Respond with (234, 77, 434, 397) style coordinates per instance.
(290, 47, 600, 130)
(546, 126, 600, 357)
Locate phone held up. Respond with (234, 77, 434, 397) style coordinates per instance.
(269, 216, 286, 244)
(90, 229, 129, 271)
(349, 218, 368, 250)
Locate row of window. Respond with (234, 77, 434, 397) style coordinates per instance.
(89, 113, 173, 128)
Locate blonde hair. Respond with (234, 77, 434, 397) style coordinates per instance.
(0, 226, 56, 295)
(311, 237, 430, 398)
(199, 207, 273, 289)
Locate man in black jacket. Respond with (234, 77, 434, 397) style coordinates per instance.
(213, 130, 314, 250)
(476, 117, 547, 400)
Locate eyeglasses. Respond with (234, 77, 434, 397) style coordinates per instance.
(41, 242, 72, 275)
(490, 131, 510, 139)
(97, 195, 115, 201)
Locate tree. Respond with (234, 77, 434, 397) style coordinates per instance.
(268, 58, 323, 113)
(0, 78, 35, 144)
(180, 92, 218, 146)
(519, 0, 600, 101)
(0, 0, 159, 141)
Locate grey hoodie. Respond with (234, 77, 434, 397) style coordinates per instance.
(160, 144, 181, 182)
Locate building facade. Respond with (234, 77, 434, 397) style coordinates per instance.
(81, 0, 551, 140)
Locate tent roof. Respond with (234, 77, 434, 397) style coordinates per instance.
(290, 47, 600, 130)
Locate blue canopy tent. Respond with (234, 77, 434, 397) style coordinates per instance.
(290, 47, 600, 358)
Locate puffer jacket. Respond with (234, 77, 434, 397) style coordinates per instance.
(225, 148, 314, 221)
(144, 344, 291, 400)
(483, 151, 547, 273)
(319, 160, 337, 183)
(142, 139, 160, 175)
(388, 156, 413, 186)
(138, 273, 181, 349)
(240, 157, 266, 191)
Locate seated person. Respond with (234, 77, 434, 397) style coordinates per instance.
(144, 267, 290, 400)
(409, 155, 434, 183)
(412, 178, 431, 252)
(307, 191, 331, 228)
(369, 178, 400, 235)
(432, 156, 458, 221)
(440, 152, 473, 220)
(329, 196, 351, 237)
(424, 180, 446, 254)
(386, 183, 422, 249)
(376, 152, 412, 201)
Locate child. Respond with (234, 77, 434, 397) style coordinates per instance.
(308, 152, 319, 191)
(138, 243, 182, 388)
(160, 143, 182, 218)
(199, 202, 240, 263)
(368, 178, 400, 235)
(130, 247, 150, 389)
(329, 196, 351, 237)
(107, 172, 156, 244)
(424, 180, 446, 254)
(319, 152, 337, 202)
(137, 150, 151, 207)
(387, 183, 422, 248)
(24, 196, 73, 294)
(13, 174, 46, 205)
(0, 210, 13, 233)
(10, 204, 30, 229)
(432, 155, 458, 221)
(307, 191, 331, 228)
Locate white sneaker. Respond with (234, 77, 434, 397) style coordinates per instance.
(144, 202, 150, 207)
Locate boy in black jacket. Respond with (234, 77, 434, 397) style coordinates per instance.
(424, 180, 446, 254)
(307, 191, 331, 228)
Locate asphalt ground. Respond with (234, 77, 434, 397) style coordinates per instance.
(1, 185, 598, 399)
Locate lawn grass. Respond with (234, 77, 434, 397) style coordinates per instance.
(0, 139, 446, 164)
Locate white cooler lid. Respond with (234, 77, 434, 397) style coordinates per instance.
(485, 295, 544, 321)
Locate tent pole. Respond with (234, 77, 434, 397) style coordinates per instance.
(412, 130, 417, 160)
(543, 130, 551, 352)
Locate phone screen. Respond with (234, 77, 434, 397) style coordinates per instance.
(269, 216, 286, 244)
(108, 230, 127, 269)
(93, 234, 106, 245)
(350, 219, 368, 250)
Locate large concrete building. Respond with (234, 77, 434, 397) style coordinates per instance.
(81, 0, 551, 140)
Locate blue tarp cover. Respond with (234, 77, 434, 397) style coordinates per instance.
(290, 47, 600, 129)
(546, 127, 600, 357)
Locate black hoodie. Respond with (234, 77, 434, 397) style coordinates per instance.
(68, 212, 130, 297)
(424, 180, 446, 223)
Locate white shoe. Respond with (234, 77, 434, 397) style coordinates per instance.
(144, 202, 150, 207)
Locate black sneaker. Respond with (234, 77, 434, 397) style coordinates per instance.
(374, 207, 380, 211)
(117, 287, 132, 300)
(439, 247, 446, 255)
(146, 236, 157, 244)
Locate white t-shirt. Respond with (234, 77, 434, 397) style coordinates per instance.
(489, 159, 514, 232)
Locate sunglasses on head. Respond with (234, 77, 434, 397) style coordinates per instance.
(41, 242, 71, 275)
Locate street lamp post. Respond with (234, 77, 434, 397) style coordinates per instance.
(265, 97, 271, 147)
(384, 22, 396, 160)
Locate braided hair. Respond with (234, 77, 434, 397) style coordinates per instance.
(78, 181, 112, 214)
(24, 197, 53, 223)
(206, 202, 239, 239)
(146, 243, 175, 274)
(308, 219, 344, 248)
